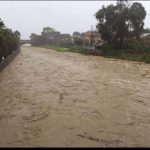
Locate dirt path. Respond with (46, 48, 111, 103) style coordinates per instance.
(0, 46, 150, 147)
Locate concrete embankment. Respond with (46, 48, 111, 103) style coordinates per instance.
(0, 48, 20, 72)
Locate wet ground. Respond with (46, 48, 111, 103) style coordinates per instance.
(0, 46, 150, 147)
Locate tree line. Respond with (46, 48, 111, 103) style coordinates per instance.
(30, 27, 73, 47)
(95, 0, 150, 63)
(96, 0, 147, 49)
(0, 18, 20, 62)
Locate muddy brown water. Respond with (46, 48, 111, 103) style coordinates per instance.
(0, 46, 150, 147)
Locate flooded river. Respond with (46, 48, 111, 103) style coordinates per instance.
(0, 46, 150, 147)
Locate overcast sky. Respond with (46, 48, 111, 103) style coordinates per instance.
(0, 1, 150, 39)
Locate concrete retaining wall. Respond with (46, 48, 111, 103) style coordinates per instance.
(0, 48, 20, 72)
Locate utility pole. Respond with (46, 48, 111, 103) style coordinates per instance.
(90, 25, 94, 46)
(91, 25, 93, 32)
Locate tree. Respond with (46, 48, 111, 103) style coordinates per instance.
(96, 3, 128, 48)
(0, 18, 4, 28)
(30, 34, 45, 46)
(13, 30, 21, 49)
(73, 32, 81, 38)
(41, 27, 56, 44)
(95, 1, 146, 48)
(42, 27, 55, 34)
(0, 18, 20, 62)
(41, 27, 61, 44)
(129, 2, 146, 39)
(30, 33, 38, 39)
(30, 27, 72, 47)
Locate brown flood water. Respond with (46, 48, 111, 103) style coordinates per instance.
(0, 46, 150, 147)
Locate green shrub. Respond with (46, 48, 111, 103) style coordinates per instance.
(0, 19, 20, 62)
(59, 42, 73, 48)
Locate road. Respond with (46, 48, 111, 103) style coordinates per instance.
(0, 46, 150, 147)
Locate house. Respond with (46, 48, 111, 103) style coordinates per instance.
(72, 30, 103, 46)
(82, 31, 103, 46)
(73, 32, 81, 38)
(60, 34, 72, 44)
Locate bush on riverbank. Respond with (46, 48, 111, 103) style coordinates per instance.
(40, 39, 150, 64)
(0, 18, 20, 62)
(96, 39, 150, 63)
(40, 44, 90, 54)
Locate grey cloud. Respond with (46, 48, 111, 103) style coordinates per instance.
(0, 1, 149, 39)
